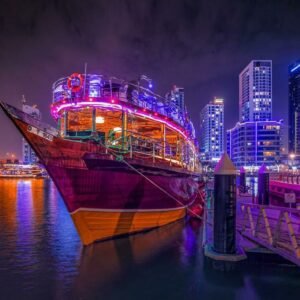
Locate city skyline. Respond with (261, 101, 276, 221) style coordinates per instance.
(1, 1, 300, 157)
(0, 57, 294, 160)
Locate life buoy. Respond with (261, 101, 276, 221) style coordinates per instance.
(67, 73, 83, 93)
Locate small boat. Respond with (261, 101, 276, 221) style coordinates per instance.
(0, 164, 46, 178)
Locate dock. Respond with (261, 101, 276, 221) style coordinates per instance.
(204, 178, 300, 267)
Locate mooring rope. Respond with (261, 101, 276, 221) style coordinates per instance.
(99, 143, 203, 219)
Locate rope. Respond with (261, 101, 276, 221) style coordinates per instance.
(99, 142, 203, 219)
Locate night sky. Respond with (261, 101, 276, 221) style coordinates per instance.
(1, 0, 300, 158)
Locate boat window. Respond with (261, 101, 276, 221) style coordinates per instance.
(95, 109, 122, 142)
(127, 114, 162, 141)
(66, 107, 93, 136)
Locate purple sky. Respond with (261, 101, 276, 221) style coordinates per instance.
(1, 0, 300, 158)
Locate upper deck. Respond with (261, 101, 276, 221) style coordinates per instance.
(51, 73, 195, 140)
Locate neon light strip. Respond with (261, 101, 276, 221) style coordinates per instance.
(53, 101, 123, 113)
(52, 101, 190, 140)
(291, 64, 300, 73)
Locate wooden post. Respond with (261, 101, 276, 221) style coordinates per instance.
(64, 111, 68, 136)
(129, 135, 133, 158)
(92, 107, 96, 133)
(57, 117, 61, 137)
(122, 110, 128, 150)
(162, 124, 166, 159)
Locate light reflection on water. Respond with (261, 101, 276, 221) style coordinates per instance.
(0, 178, 300, 300)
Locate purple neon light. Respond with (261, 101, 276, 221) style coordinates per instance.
(52, 101, 190, 140)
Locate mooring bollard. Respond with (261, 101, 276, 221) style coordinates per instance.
(239, 167, 246, 194)
(258, 164, 269, 205)
(213, 153, 237, 254)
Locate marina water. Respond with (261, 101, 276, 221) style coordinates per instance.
(0, 178, 300, 300)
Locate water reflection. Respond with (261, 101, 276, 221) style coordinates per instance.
(0, 178, 300, 300)
(0, 178, 81, 299)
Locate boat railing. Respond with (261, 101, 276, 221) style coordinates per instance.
(101, 131, 193, 169)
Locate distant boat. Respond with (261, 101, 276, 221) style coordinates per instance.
(0, 72, 202, 245)
(0, 164, 46, 178)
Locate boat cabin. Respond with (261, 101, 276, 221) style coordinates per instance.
(51, 74, 200, 172)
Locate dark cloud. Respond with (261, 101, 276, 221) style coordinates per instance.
(0, 0, 300, 157)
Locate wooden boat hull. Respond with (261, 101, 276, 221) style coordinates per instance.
(0, 102, 201, 245)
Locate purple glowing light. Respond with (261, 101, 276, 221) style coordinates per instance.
(52, 101, 190, 140)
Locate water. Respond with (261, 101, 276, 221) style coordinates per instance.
(0, 178, 300, 300)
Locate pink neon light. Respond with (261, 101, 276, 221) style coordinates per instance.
(52, 101, 190, 140)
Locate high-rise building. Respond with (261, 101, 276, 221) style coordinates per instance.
(239, 60, 272, 122)
(22, 103, 41, 164)
(227, 60, 282, 167)
(226, 121, 282, 167)
(166, 85, 185, 111)
(200, 98, 224, 162)
(288, 60, 300, 155)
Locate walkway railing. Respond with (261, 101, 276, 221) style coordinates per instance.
(238, 202, 300, 266)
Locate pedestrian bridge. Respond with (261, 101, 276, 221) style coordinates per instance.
(237, 202, 300, 266)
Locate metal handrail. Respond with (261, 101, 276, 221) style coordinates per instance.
(238, 202, 300, 265)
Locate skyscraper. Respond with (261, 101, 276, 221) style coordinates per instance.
(227, 60, 282, 168)
(288, 60, 300, 154)
(239, 60, 272, 122)
(200, 98, 224, 162)
(22, 102, 41, 164)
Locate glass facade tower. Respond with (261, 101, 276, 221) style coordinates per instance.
(239, 60, 272, 122)
(200, 98, 224, 162)
(288, 61, 300, 154)
(227, 121, 282, 167)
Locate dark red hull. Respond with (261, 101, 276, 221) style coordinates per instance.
(47, 163, 198, 213)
